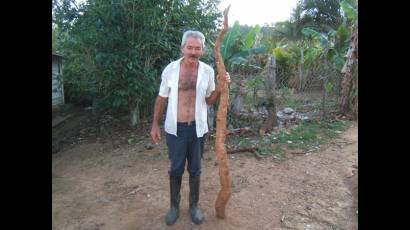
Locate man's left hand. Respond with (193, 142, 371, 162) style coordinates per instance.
(216, 72, 231, 94)
(221, 72, 231, 84)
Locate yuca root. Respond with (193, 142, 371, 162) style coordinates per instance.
(214, 5, 231, 219)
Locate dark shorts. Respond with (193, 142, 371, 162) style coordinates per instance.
(166, 121, 206, 177)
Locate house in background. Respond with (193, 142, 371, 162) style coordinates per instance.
(52, 53, 64, 109)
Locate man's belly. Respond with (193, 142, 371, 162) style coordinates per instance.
(177, 93, 196, 122)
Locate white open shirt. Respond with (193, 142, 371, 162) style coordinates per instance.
(158, 57, 215, 138)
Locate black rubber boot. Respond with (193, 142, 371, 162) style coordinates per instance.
(189, 175, 204, 225)
(165, 176, 182, 225)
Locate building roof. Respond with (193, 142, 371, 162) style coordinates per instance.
(52, 52, 63, 58)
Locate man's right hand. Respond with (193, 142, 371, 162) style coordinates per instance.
(150, 124, 161, 144)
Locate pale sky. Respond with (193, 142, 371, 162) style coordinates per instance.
(218, 0, 299, 26)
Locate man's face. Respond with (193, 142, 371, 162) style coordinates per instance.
(181, 37, 204, 64)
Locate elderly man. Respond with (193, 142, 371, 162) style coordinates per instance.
(150, 30, 230, 225)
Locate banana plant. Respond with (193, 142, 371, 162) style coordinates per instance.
(221, 21, 267, 72)
(301, 26, 349, 72)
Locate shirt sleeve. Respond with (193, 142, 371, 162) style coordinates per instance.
(158, 65, 170, 97)
(206, 67, 215, 98)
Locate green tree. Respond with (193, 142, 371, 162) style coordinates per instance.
(299, 0, 343, 32)
(52, 25, 58, 52)
(53, 0, 222, 126)
(294, 0, 356, 33)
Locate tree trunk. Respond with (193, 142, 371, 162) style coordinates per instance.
(321, 74, 328, 119)
(321, 51, 330, 119)
(130, 103, 139, 127)
(299, 48, 304, 91)
(259, 55, 278, 135)
(340, 22, 358, 118)
(232, 80, 245, 116)
(214, 5, 231, 219)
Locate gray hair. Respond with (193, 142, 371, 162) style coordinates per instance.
(181, 30, 205, 48)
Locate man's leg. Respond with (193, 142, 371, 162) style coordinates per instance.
(165, 132, 187, 225)
(187, 132, 205, 225)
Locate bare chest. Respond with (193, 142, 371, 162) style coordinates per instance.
(178, 67, 198, 91)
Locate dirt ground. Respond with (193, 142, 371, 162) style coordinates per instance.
(52, 113, 357, 230)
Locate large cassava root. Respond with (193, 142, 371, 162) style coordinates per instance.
(214, 5, 231, 219)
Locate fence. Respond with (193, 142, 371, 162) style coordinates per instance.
(222, 55, 346, 131)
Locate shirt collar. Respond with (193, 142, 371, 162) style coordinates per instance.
(172, 57, 204, 84)
(172, 57, 184, 69)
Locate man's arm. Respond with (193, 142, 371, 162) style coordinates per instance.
(206, 88, 221, 106)
(205, 72, 231, 106)
(150, 96, 167, 144)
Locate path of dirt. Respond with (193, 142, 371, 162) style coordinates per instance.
(52, 123, 357, 230)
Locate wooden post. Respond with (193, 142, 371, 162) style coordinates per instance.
(299, 48, 304, 91)
(259, 55, 278, 135)
(214, 5, 231, 219)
